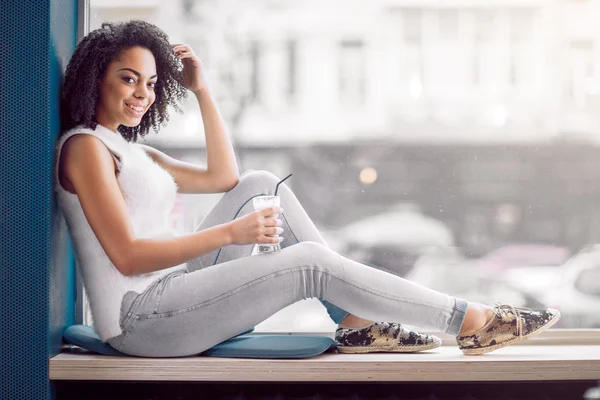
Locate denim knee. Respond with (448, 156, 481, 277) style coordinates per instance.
(292, 241, 340, 266)
(291, 242, 351, 323)
(298, 241, 351, 323)
(238, 170, 280, 194)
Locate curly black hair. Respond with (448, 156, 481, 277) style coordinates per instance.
(60, 20, 188, 142)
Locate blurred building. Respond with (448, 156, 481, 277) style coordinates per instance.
(90, 0, 600, 146)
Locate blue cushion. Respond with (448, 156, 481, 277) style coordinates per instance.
(63, 325, 125, 356)
(202, 335, 336, 359)
(63, 325, 337, 359)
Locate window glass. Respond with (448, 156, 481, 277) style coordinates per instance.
(83, 0, 600, 331)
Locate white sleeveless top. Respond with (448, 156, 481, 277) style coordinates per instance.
(54, 123, 187, 342)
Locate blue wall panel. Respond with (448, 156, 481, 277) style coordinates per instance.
(50, 0, 79, 357)
(0, 1, 77, 399)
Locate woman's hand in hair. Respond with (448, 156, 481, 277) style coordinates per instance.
(226, 207, 284, 246)
(171, 43, 209, 94)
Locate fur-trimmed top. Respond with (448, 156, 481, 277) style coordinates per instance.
(55, 123, 187, 342)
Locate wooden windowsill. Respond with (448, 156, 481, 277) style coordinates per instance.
(50, 345, 600, 382)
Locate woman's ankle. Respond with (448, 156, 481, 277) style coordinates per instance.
(458, 303, 494, 336)
(338, 314, 373, 329)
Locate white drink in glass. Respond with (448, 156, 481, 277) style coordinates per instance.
(252, 195, 281, 254)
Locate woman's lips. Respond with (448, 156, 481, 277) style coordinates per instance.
(125, 103, 144, 117)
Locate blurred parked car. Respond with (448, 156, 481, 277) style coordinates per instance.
(470, 243, 571, 298)
(473, 243, 570, 273)
(541, 245, 600, 328)
(337, 204, 454, 276)
(406, 247, 546, 309)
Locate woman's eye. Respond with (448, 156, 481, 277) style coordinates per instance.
(123, 77, 135, 84)
(148, 82, 157, 89)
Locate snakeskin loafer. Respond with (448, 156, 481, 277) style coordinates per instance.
(335, 322, 442, 353)
(457, 302, 561, 356)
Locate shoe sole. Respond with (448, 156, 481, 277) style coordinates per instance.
(461, 309, 561, 356)
(336, 339, 442, 354)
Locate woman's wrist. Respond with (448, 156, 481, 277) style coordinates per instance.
(193, 86, 210, 98)
(220, 222, 234, 246)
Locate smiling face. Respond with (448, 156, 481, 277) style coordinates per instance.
(95, 46, 158, 133)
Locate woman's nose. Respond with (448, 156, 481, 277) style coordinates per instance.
(134, 84, 149, 99)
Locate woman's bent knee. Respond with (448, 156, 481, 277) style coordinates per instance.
(237, 170, 280, 192)
(288, 241, 340, 268)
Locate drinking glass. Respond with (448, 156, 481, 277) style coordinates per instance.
(252, 195, 281, 254)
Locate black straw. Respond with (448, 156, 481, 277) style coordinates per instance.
(274, 173, 293, 196)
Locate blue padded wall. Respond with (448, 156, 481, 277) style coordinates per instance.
(0, 1, 77, 400)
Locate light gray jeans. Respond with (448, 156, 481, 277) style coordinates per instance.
(107, 170, 468, 357)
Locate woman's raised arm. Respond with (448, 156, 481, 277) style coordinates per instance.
(174, 43, 240, 188)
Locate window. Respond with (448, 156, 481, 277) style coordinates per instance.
(82, 1, 600, 335)
(438, 9, 458, 41)
(338, 40, 365, 107)
(431, 9, 462, 96)
(250, 40, 261, 104)
(509, 9, 533, 88)
(286, 39, 297, 101)
(568, 41, 595, 108)
(473, 9, 497, 87)
(474, 9, 495, 43)
(403, 9, 422, 45)
(401, 9, 424, 99)
(510, 9, 532, 42)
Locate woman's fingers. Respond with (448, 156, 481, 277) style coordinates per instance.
(263, 217, 282, 227)
(260, 206, 283, 217)
(172, 44, 191, 53)
(261, 227, 283, 236)
(178, 53, 193, 60)
(172, 44, 194, 59)
(260, 235, 284, 244)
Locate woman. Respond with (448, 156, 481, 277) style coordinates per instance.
(56, 20, 559, 358)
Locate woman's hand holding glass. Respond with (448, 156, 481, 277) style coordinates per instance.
(227, 207, 284, 247)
